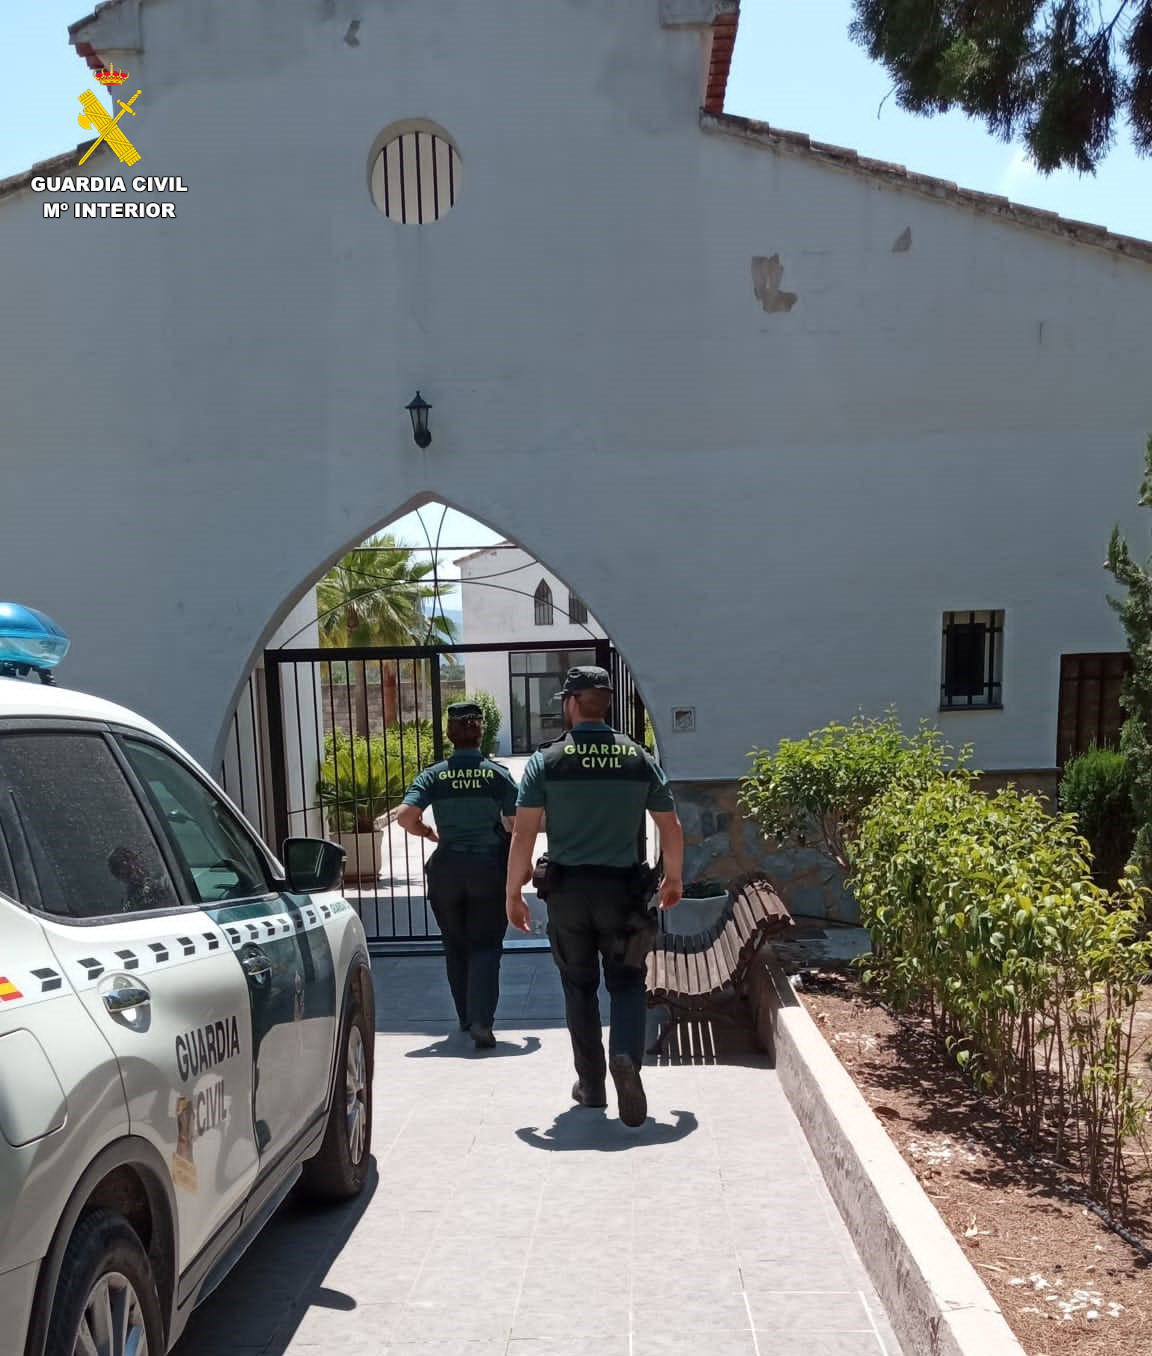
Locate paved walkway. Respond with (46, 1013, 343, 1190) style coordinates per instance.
(175, 954, 904, 1356)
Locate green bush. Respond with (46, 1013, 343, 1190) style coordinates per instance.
(682, 879, 728, 899)
(852, 775, 1152, 1209)
(318, 725, 437, 832)
(1060, 746, 1137, 890)
(450, 690, 501, 756)
(738, 710, 968, 871)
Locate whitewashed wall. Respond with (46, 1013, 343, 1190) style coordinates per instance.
(1, 0, 1150, 791)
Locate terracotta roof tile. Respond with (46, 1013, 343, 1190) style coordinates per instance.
(704, 11, 739, 114)
(703, 109, 1152, 264)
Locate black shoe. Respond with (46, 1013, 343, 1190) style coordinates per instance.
(571, 1079, 608, 1108)
(609, 1054, 647, 1127)
(470, 1024, 496, 1049)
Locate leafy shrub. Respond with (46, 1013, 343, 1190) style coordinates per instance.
(318, 725, 437, 832)
(738, 710, 968, 871)
(1060, 746, 1137, 890)
(853, 775, 1152, 1210)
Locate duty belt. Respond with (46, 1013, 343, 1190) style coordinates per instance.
(552, 863, 637, 879)
(438, 843, 505, 856)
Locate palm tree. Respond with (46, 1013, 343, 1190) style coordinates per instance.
(317, 534, 458, 733)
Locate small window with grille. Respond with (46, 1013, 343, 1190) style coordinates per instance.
(940, 610, 1003, 709)
(534, 581, 554, 626)
(369, 121, 461, 224)
(568, 593, 588, 625)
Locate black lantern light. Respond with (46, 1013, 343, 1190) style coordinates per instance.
(406, 391, 431, 448)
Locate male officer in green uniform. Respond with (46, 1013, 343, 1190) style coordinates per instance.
(505, 667, 684, 1125)
(398, 702, 519, 1049)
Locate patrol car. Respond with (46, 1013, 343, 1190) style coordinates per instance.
(0, 605, 375, 1355)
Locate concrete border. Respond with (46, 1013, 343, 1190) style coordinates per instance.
(748, 959, 1027, 1356)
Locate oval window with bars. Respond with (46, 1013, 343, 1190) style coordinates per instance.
(370, 125, 461, 225)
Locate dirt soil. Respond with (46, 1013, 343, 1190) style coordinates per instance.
(795, 968, 1152, 1356)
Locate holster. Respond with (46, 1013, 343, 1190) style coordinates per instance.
(628, 861, 659, 906)
(616, 906, 660, 969)
(531, 854, 554, 901)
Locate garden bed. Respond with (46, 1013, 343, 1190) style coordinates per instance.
(796, 967, 1152, 1356)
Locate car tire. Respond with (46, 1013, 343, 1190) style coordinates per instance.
(44, 1207, 165, 1356)
(298, 996, 373, 1202)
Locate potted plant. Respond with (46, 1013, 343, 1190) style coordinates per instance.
(317, 732, 402, 881)
(667, 878, 729, 936)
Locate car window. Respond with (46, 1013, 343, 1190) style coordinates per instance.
(122, 739, 273, 904)
(0, 813, 18, 903)
(0, 731, 181, 918)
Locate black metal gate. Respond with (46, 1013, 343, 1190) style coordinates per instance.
(261, 638, 650, 950)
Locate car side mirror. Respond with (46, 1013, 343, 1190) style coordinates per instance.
(282, 838, 346, 894)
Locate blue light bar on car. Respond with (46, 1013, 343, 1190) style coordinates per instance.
(0, 603, 70, 671)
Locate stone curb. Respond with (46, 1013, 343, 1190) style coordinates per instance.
(751, 959, 1028, 1356)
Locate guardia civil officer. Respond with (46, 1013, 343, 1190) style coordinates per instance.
(397, 702, 519, 1049)
(505, 667, 684, 1125)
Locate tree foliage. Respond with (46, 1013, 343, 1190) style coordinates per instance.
(317, 534, 457, 650)
(850, 0, 1152, 172)
(317, 534, 458, 733)
(1105, 435, 1152, 886)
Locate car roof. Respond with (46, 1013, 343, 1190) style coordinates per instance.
(0, 677, 176, 747)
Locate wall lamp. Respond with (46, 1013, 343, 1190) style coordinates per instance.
(406, 391, 432, 448)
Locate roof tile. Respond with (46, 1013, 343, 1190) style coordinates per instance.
(704, 109, 1152, 264)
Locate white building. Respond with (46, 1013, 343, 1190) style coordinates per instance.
(454, 543, 606, 755)
(2, 0, 1151, 909)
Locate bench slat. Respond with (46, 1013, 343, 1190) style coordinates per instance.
(703, 938, 725, 996)
(691, 944, 709, 997)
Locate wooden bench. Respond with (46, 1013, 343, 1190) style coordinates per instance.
(645, 877, 794, 1054)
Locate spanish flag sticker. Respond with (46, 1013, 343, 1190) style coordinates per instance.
(0, 977, 23, 1002)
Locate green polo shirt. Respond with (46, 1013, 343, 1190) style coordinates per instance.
(516, 722, 674, 867)
(403, 751, 519, 852)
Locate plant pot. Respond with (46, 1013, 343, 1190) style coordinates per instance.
(666, 893, 729, 937)
(336, 831, 379, 883)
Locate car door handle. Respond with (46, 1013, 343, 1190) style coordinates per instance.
(102, 985, 151, 1014)
(241, 951, 272, 983)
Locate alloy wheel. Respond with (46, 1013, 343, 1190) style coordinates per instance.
(72, 1271, 149, 1356)
(345, 1022, 367, 1165)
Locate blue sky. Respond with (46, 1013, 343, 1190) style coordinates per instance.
(5, 2, 1146, 238)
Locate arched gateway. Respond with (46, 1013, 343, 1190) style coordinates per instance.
(216, 504, 654, 946)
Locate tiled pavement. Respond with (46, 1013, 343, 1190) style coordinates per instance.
(174, 953, 904, 1356)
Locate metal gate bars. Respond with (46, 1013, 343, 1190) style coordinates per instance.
(260, 639, 649, 950)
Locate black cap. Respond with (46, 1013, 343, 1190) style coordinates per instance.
(554, 666, 614, 699)
(446, 701, 484, 720)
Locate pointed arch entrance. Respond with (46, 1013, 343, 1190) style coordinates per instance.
(215, 504, 654, 952)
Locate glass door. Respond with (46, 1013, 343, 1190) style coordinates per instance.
(509, 648, 596, 753)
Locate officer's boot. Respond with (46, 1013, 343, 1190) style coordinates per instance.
(571, 1077, 607, 1108)
(470, 1022, 496, 1049)
(609, 1054, 647, 1127)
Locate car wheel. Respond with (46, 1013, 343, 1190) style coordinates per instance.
(45, 1208, 165, 1356)
(298, 997, 373, 1202)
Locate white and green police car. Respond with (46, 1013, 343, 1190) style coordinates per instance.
(0, 604, 375, 1356)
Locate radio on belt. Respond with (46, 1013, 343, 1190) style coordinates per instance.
(0, 602, 70, 685)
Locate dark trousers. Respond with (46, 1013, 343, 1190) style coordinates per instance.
(546, 875, 647, 1083)
(426, 851, 507, 1030)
